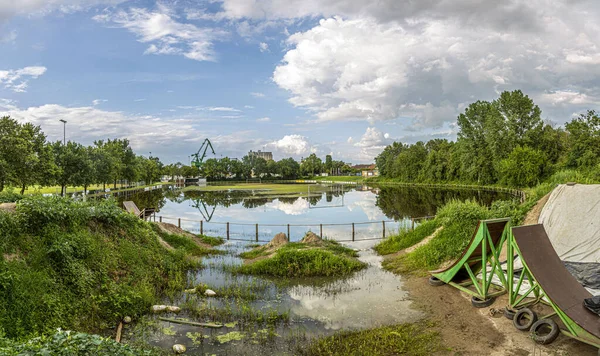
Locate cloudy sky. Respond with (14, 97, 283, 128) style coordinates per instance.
(1, 0, 599, 164)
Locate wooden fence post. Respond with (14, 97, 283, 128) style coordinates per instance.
(411, 217, 415, 230)
(255, 224, 259, 242)
(382, 221, 385, 239)
(200, 220, 203, 235)
(226, 222, 230, 240)
(320, 224, 323, 238)
(352, 223, 355, 241)
(178, 218, 181, 228)
(287, 224, 290, 241)
(159, 216, 162, 223)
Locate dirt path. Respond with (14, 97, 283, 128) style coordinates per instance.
(402, 274, 597, 355)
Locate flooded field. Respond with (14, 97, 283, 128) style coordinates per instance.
(116, 183, 510, 354)
(124, 239, 421, 355)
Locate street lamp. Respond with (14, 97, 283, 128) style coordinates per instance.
(59, 119, 67, 145)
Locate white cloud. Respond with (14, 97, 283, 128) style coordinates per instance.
(266, 198, 309, 215)
(0, 0, 127, 22)
(134, 98, 146, 102)
(244, 105, 254, 109)
(92, 99, 107, 106)
(0, 66, 47, 93)
(257, 117, 271, 122)
(259, 42, 269, 52)
(208, 106, 240, 112)
(353, 127, 393, 161)
(250, 92, 265, 98)
(93, 5, 224, 62)
(347, 136, 353, 143)
(269, 134, 310, 155)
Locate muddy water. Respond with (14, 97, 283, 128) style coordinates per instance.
(125, 239, 421, 355)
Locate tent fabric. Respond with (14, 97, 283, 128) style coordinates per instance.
(538, 184, 600, 263)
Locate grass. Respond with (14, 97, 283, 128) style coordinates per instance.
(298, 322, 441, 356)
(236, 239, 364, 278)
(17, 182, 168, 195)
(0, 195, 198, 340)
(374, 219, 440, 255)
(181, 296, 289, 326)
(198, 234, 225, 246)
(235, 248, 365, 278)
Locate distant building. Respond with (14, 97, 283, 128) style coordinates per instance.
(248, 150, 273, 161)
(351, 164, 379, 177)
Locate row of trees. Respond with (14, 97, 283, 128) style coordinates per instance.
(376, 90, 600, 187)
(163, 154, 354, 181)
(0, 117, 164, 194)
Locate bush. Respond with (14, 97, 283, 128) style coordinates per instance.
(0, 196, 196, 339)
(0, 191, 24, 203)
(0, 329, 158, 355)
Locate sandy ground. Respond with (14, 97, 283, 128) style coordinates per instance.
(403, 274, 597, 355)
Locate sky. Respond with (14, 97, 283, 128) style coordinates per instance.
(1, 0, 600, 164)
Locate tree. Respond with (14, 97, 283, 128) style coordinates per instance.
(10, 122, 52, 194)
(499, 146, 546, 187)
(277, 158, 300, 179)
(300, 154, 322, 176)
(52, 141, 93, 196)
(324, 155, 333, 175)
(564, 110, 600, 168)
(375, 142, 404, 177)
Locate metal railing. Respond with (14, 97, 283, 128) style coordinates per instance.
(149, 214, 435, 243)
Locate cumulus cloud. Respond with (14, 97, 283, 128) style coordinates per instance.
(93, 4, 224, 62)
(0, 66, 47, 93)
(263, 1, 600, 127)
(352, 127, 393, 161)
(269, 134, 310, 155)
(266, 198, 309, 215)
(259, 42, 269, 52)
(92, 99, 107, 106)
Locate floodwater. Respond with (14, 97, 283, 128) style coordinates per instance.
(119, 184, 511, 354)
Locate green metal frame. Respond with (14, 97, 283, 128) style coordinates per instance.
(432, 218, 511, 300)
(506, 228, 600, 349)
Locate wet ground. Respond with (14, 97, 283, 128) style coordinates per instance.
(123, 239, 421, 355)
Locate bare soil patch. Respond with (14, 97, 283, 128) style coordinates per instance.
(0, 203, 16, 213)
(405, 226, 444, 254)
(402, 274, 596, 355)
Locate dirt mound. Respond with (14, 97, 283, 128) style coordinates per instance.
(300, 231, 322, 245)
(0, 203, 16, 213)
(156, 222, 212, 249)
(266, 232, 288, 249)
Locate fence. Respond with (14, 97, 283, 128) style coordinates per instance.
(149, 214, 434, 243)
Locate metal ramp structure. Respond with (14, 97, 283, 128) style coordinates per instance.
(430, 218, 511, 306)
(507, 224, 600, 350)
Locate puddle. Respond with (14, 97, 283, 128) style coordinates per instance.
(125, 239, 422, 355)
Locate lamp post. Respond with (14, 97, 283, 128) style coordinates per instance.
(59, 119, 67, 145)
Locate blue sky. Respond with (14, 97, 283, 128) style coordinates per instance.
(1, 0, 600, 164)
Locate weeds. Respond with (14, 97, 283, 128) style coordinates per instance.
(298, 322, 440, 356)
(374, 219, 440, 255)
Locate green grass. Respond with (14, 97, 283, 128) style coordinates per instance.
(235, 247, 366, 278)
(198, 234, 225, 246)
(298, 322, 440, 356)
(239, 246, 268, 260)
(374, 219, 440, 255)
(0, 196, 197, 340)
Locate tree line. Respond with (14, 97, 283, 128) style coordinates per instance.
(163, 153, 353, 181)
(376, 90, 600, 187)
(0, 116, 164, 194)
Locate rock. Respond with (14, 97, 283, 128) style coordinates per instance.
(172, 344, 187, 354)
(167, 306, 181, 313)
(301, 231, 322, 244)
(266, 232, 288, 248)
(123, 316, 132, 324)
(151, 305, 167, 313)
(204, 289, 217, 297)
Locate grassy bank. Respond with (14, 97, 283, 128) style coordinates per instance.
(376, 170, 590, 273)
(0, 195, 200, 342)
(236, 240, 365, 278)
(298, 322, 440, 356)
(183, 183, 331, 196)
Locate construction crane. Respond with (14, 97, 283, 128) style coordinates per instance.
(191, 139, 215, 168)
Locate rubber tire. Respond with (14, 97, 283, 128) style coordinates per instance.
(471, 296, 496, 308)
(513, 308, 538, 331)
(428, 276, 445, 287)
(530, 319, 560, 345)
(504, 307, 518, 320)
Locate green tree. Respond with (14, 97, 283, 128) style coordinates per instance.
(564, 110, 600, 168)
(499, 146, 546, 187)
(300, 154, 322, 176)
